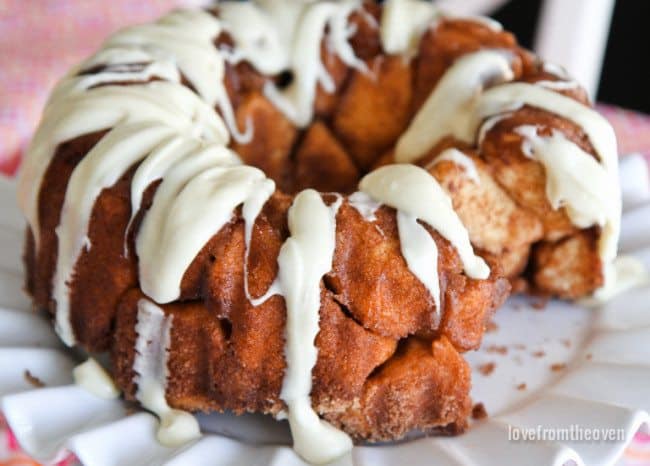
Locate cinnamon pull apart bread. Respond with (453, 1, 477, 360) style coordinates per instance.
(18, 0, 622, 463)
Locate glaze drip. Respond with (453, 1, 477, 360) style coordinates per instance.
(395, 50, 515, 163)
(380, 0, 439, 55)
(428, 148, 480, 184)
(137, 159, 274, 304)
(134, 299, 201, 447)
(53, 122, 182, 345)
(73, 358, 120, 400)
(475, 82, 621, 282)
(395, 49, 620, 291)
(360, 164, 490, 312)
(18, 81, 226, 251)
(257, 0, 366, 126)
(275, 190, 350, 464)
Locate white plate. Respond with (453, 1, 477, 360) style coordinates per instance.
(1, 156, 650, 466)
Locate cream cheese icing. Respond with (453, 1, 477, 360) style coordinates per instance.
(73, 358, 120, 400)
(475, 82, 621, 288)
(134, 299, 201, 448)
(18, 81, 227, 254)
(136, 161, 274, 304)
(395, 50, 515, 163)
(588, 255, 650, 304)
(348, 191, 382, 222)
(359, 164, 490, 313)
(260, 1, 366, 126)
(52, 122, 176, 345)
(394, 47, 621, 292)
(427, 148, 480, 184)
(515, 125, 617, 232)
(275, 190, 351, 464)
(380, 0, 439, 55)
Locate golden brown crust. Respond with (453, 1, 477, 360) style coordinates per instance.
(324, 337, 471, 441)
(412, 19, 525, 113)
(427, 151, 544, 276)
(333, 55, 413, 170)
(231, 93, 298, 193)
(25, 2, 607, 443)
(531, 228, 604, 298)
(293, 121, 359, 194)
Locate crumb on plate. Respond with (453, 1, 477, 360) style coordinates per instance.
(478, 362, 496, 376)
(24, 370, 45, 388)
(472, 402, 488, 420)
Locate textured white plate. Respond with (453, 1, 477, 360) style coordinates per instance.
(1, 155, 649, 466)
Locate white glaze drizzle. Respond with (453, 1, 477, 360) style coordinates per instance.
(542, 61, 571, 79)
(242, 179, 277, 304)
(103, 9, 222, 104)
(218, 0, 367, 127)
(475, 83, 618, 174)
(516, 125, 617, 230)
(515, 125, 620, 281)
(125, 136, 201, 251)
(394, 47, 621, 291)
(535, 79, 581, 91)
(348, 191, 382, 222)
(380, 0, 439, 55)
(474, 82, 621, 284)
(134, 299, 201, 448)
(260, 1, 366, 127)
(359, 164, 490, 312)
(477, 112, 513, 145)
(137, 157, 274, 304)
(536, 65, 589, 101)
(18, 80, 228, 250)
(427, 148, 480, 184)
(73, 358, 120, 400)
(218, 0, 305, 75)
(379, 1, 503, 57)
(589, 255, 650, 303)
(76, 57, 181, 91)
(396, 211, 442, 315)
(52, 122, 176, 345)
(275, 190, 351, 465)
(395, 50, 515, 163)
(100, 8, 251, 143)
(459, 15, 504, 32)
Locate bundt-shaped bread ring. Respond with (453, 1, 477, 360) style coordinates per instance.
(19, 0, 621, 463)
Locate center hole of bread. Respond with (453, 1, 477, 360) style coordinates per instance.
(230, 114, 369, 195)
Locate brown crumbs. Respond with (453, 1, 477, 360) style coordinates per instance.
(532, 350, 546, 358)
(550, 363, 567, 372)
(486, 321, 499, 333)
(478, 362, 496, 376)
(561, 339, 572, 348)
(485, 345, 508, 355)
(472, 402, 488, 420)
(24, 370, 45, 388)
(516, 383, 527, 391)
(531, 297, 549, 310)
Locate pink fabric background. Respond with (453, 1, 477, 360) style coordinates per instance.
(0, 1, 649, 465)
(0, 0, 205, 176)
